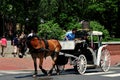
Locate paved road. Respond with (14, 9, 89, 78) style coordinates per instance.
(0, 67, 120, 80)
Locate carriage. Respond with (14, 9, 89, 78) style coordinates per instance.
(57, 30, 111, 74)
(18, 29, 111, 77)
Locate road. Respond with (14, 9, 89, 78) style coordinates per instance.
(0, 67, 120, 80)
(0, 41, 120, 80)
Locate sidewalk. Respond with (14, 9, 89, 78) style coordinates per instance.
(0, 41, 73, 70)
(0, 55, 73, 70)
(0, 54, 119, 71)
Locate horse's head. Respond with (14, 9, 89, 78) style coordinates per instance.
(18, 35, 41, 58)
(18, 37, 27, 58)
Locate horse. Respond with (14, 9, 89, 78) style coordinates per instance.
(17, 34, 62, 77)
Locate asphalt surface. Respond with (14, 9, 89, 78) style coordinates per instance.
(0, 67, 120, 80)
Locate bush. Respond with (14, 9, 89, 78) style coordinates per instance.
(90, 21, 110, 41)
(37, 20, 65, 40)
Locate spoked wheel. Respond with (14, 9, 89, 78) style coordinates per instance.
(77, 54, 87, 74)
(100, 48, 111, 72)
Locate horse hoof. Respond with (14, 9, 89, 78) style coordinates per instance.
(41, 69, 47, 75)
(32, 74, 37, 78)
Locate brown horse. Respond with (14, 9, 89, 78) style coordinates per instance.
(18, 35, 62, 77)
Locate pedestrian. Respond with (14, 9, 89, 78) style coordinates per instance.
(19, 31, 26, 39)
(0, 35, 7, 57)
(12, 34, 19, 57)
(64, 28, 77, 41)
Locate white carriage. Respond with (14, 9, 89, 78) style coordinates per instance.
(57, 30, 111, 74)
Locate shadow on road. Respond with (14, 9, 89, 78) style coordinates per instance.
(14, 68, 101, 79)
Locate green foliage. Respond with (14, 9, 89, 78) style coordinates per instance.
(37, 20, 65, 40)
(59, 14, 81, 30)
(65, 18, 81, 30)
(90, 21, 110, 41)
(67, 22, 81, 30)
(0, 0, 119, 38)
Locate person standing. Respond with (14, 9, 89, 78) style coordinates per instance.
(0, 35, 7, 57)
(12, 34, 19, 57)
(19, 31, 26, 39)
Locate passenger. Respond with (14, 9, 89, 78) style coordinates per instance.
(64, 28, 77, 41)
(0, 35, 7, 57)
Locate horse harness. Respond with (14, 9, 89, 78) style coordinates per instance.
(29, 37, 49, 53)
(40, 39, 49, 52)
(28, 35, 58, 58)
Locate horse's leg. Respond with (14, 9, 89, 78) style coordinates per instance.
(47, 63, 55, 76)
(39, 55, 47, 75)
(48, 52, 59, 76)
(55, 65, 61, 75)
(31, 55, 37, 77)
(53, 52, 61, 75)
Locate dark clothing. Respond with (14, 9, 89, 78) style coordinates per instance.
(13, 37, 18, 46)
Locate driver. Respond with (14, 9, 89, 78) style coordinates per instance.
(64, 28, 77, 41)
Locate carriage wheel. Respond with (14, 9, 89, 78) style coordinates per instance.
(100, 48, 111, 72)
(77, 54, 87, 74)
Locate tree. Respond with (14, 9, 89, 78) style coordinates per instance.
(90, 21, 110, 41)
(37, 20, 65, 40)
(87, 0, 118, 37)
(0, 0, 119, 38)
